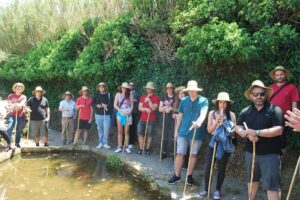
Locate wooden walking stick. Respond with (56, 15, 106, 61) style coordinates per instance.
(286, 155, 300, 200)
(66, 118, 69, 145)
(26, 111, 30, 143)
(160, 112, 166, 160)
(244, 122, 255, 200)
(12, 110, 18, 145)
(183, 123, 198, 196)
(142, 113, 150, 155)
(207, 109, 223, 199)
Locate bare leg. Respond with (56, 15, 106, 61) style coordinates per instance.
(248, 182, 259, 200)
(146, 136, 152, 149)
(43, 135, 48, 144)
(125, 129, 129, 147)
(117, 119, 123, 146)
(187, 155, 197, 175)
(73, 129, 82, 144)
(83, 129, 88, 144)
(174, 154, 184, 176)
(34, 136, 39, 144)
(267, 190, 280, 200)
(138, 135, 144, 150)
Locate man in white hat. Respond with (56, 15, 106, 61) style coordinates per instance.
(236, 80, 284, 200)
(59, 91, 76, 145)
(268, 66, 299, 150)
(136, 81, 160, 155)
(27, 86, 50, 147)
(168, 80, 208, 186)
(7, 83, 27, 148)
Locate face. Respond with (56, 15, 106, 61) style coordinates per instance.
(129, 84, 135, 90)
(82, 90, 88, 96)
(15, 86, 22, 94)
(35, 91, 42, 98)
(188, 91, 198, 98)
(178, 91, 185, 99)
(166, 87, 174, 95)
(99, 86, 106, 93)
(250, 87, 267, 106)
(121, 87, 127, 93)
(146, 88, 153, 94)
(274, 70, 286, 83)
(218, 100, 228, 111)
(65, 95, 71, 101)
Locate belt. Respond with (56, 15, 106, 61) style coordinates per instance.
(63, 117, 73, 119)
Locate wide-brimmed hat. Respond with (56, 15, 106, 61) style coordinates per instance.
(175, 86, 186, 93)
(164, 83, 174, 93)
(79, 86, 90, 95)
(120, 82, 131, 89)
(129, 82, 135, 86)
(269, 66, 291, 80)
(244, 80, 273, 100)
(183, 80, 203, 92)
(62, 91, 73, 98)
(32, 86, 46, 95)
(12, 82, 25, 93)
(212, 92, 234, 104)
(98, 82, 107, 88)
(144, 82, 156, 90)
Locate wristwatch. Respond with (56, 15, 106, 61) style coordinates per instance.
(255, 130, 261, 136)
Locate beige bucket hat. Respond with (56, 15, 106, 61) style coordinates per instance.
(32, 86, 46, 95)
(183, 80, 203, 92)
(62, 91, 73, 99)
(144, 82, 156, 90)
(120, 82, 131, 89)
(12, 82, 25, 93)
(164, 82, 174, 93)
(212, 92, 234, 104)
(269, 66, 291, 80)
(79, 86, 90, 95)
(175, 86, 186, 93)
(244, 80, 273, 100)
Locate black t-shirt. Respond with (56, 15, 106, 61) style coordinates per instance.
(92, 92, 114, 115)
(237, 102, 284, 155)
(27, 97, 49, 120)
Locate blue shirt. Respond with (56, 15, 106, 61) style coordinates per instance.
(178, 96, 208, 140)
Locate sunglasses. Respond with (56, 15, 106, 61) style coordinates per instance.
(252, 92, 266, 97)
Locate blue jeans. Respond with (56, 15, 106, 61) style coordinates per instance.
(7, 115, 25, 145)
(95, 114, 111, 145)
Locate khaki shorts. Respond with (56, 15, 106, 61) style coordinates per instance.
(30, 120, 48, 138)
(176, 136, 202, 155)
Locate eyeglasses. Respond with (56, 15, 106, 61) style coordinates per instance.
(251, 92, 266, 97)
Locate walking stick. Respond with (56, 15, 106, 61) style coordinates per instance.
(26, 111, 30, 143)
(244, 122, 255, 200)
(123, 114, 129, 153)
(174, 116, 177, 162)
(183, 125, 198, 196)
(142, 113, 150, 155)
(66, 118, 69, 145)
(12, 110, 18, 145)
(286, 155, 300, 200)
(160, 112, 166, 160)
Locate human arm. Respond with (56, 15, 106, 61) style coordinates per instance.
(285, 108, 300, 131)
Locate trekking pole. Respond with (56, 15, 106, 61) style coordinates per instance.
(12, 110, 18, 145)
(123, 113, 129, 153)
(244, 122, 255, 200)
(142, 113, 150, 155)
(174, 116, 178, 162)
(160, 112, 166, 160)
(286, 155, 300, 200)
(183, 122, 198, 196)
(73, 108, 81, 144)
(26, 110, 30, 143)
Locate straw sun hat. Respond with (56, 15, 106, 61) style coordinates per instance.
(163, 83, 174, 93)
(183, 80, 203, 92)
(62, 91, 73, 99)
(269, 66, 291, 80)
(212, 92, 234, 104)
(12, 82, 25, 93)
(79, 86, 90, 95)
(144, 82, 156, 90)
(175, 86, 186, 93)
(32, 86, 46, 95)
(244, 80, 273, 100)
(120, 82, 131, 89)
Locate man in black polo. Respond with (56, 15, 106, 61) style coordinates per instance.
(236, 80, 284, 200)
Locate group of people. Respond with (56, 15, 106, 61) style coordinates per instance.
(0, 65, 300, 200)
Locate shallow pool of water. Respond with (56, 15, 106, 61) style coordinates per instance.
(0, 153, 151, 200)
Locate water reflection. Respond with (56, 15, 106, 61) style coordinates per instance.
(0, 153, 150, 200)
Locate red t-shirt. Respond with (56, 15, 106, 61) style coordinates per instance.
(76, 96, 93, 120)
(7, 93, 27, 117)
(139, 94, 160, 122)
(268, 83, 299, 114)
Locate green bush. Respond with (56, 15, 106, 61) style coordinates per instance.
(105, 154, 124, 171)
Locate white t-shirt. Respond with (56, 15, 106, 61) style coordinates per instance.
(59, 100, 76, 118)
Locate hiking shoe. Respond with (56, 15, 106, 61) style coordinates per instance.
(187, 174, 194, 186)
(36, 143, 39, 147)
(168, 174, 181, 185)
(114, 146, 123, 153)
(199, 191, 207, 198)
(161, 153, 167, 159)
(44, 143, 49, 147)
(145, 149, 150, 155)
(128, 144, 133, 149)
(96, 143, 103, 149)
(15, 144, 21, 148)
(213, 190, 221, 200)
(125, 148, 131, 153)
(136, 149, 142, 155)
(103, 144, 111, 149)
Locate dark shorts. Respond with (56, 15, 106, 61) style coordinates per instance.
(79, 120, 91, 130)
(245, 152, 281, 191)
(137, 120, 155, 136)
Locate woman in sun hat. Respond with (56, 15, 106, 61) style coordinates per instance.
(199, 92, 236, 200)
(114, 82, 134, 153)
(7, 82, 27, 148)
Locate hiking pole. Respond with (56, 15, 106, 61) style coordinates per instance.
(160, 112, 166, 160)
(142, 113, 150, 155)
(244, 122, 255, 200)
(183, 123, 198, 196)
(12, 110, 18, 146)
(207, 109, 223, 199)
(123, 114, 129, 153)
(286, 155, 300, 200)
(73, 108, 81, 144)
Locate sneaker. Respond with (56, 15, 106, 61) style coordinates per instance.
(161, 153, 167, 159)
(213, 190, 221, 200)
(36, 143, 39, 147)
(199, 191, 207, 198)
(187, 174, 194, 186)
(103, 144, 111, 149)
(114, 146, 123, 153)
(168, 174, 181, 185)
(145, 149, 150, 155)
(96, 143, 103, 149)
(128, 144, 133, 149)
(136, 149, 142, 155)
(15, 144, 21, 148)
(125, 148, 131, 153)
(44, 143, 49, 147)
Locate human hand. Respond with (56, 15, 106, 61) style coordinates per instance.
(285, 108, 300, 132)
